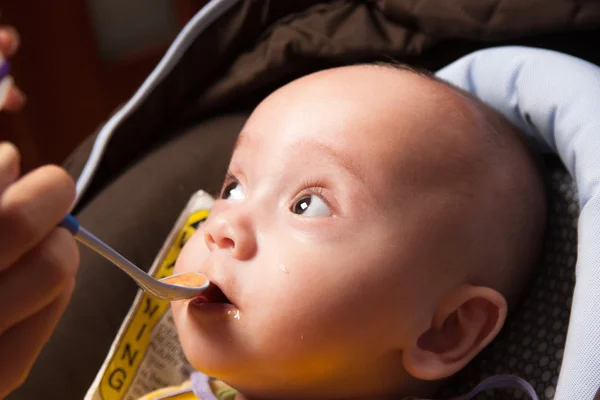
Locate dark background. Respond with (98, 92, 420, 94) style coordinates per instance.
(0, 0, 209, 172)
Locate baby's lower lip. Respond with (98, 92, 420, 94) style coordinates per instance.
(190, 294, 209, 305)
(189, 294, 237, 310)
(188, 299, 241, 321)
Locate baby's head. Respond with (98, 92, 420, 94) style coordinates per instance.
(171, 64, 546, 399)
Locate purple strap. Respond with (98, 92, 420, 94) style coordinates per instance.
(191, 371, 220, 400)
(0, 61, 10, 82)
(449, 375, 539, 400)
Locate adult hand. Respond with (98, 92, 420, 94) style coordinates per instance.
(0, 26, 26, 111)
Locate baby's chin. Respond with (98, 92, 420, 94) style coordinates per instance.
(170, 302, 225, 369)
(170, 290, 245, 371)
(174, 315, 259, 388)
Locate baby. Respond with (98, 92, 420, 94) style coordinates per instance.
(0, 62, 546, 399)
(148, 63, 546, 399)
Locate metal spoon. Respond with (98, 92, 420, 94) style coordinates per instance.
(59, 215, 209, 301)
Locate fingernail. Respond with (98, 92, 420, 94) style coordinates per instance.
(0, 29, 18, 56)
(0, 141, 17, 153)
(4, 86, 26, 111)
(0, 141, 19, 172)
(0, 30, 9, 48)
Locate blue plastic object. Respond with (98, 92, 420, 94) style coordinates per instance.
(59, 214, 80, 235)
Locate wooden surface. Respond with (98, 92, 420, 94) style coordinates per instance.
(0, 0, 206, 172)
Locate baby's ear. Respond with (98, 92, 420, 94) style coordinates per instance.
(402, 285, 507, 381)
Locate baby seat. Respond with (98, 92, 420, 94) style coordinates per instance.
(11, 1, 600, 399)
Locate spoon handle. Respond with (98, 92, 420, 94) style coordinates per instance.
(59, 215, 156, 293)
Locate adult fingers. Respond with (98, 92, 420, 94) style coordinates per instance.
(0, 142, 20, 191)
(0, 228, 79, 334)
(0, 165, 75, 271)
(3, 85, 26, 111)
(0, 279, 75, 398)
(0, 26, 20, 57)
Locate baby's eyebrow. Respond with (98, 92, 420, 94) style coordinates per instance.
(295, 139, 367, 184)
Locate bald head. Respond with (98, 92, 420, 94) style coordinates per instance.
(365, 62, 547, 308)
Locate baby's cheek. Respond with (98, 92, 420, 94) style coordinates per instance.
(174, 229, 210, 274)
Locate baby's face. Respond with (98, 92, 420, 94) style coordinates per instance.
(171, 66, 479, 397)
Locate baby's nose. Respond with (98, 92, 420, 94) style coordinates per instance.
(203, 213, 256, 260)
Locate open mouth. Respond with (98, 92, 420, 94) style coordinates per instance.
(192, 283, 233, 306)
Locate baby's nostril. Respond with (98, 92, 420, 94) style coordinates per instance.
(220, 237, 235, 249)
(204, 231, 235, 250)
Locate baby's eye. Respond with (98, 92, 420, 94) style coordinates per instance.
(221, 182, 245, 200)
(291, 194, 331, 217)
